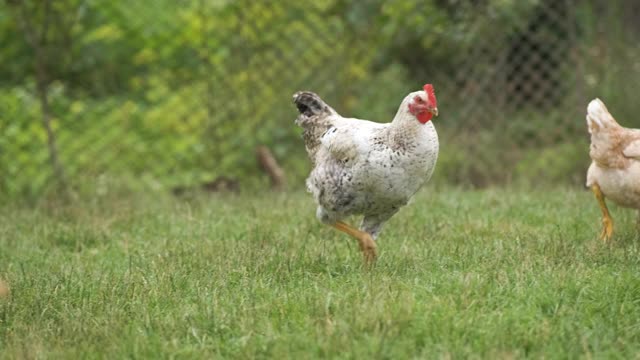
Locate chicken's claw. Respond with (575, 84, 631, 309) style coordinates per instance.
(332, 221, 377, 265)
(600, 216, 614, 243)
(359, 233, 377, 265)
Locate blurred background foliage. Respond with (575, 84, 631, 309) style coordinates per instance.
(1, 0, 639, 198)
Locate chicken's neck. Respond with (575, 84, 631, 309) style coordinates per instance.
(386, 107, 430, 147)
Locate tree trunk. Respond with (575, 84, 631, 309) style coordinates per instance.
(10, 0, 66, 185)
(35, 60, 65, 183)
(256, 146, 286, 190)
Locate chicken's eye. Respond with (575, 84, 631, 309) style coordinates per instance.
(415, 96, 423, 103)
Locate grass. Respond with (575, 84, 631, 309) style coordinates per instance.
(1, 186, 640, 358)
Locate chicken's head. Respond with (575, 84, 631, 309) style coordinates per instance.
(408, 84, 438, 124)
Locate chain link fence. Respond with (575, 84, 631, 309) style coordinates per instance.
(1, 0, 640, 196)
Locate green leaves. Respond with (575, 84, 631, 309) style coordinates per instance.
(0, 0, 632, 196)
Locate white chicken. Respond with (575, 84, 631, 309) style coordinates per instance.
(293, 84, 440, 262)
(586, 98, 640, 242)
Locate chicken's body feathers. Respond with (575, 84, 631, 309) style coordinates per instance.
(587, 163, 640, 209)
(294, 90, 438, 240)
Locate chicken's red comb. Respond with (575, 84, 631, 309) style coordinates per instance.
(423, 84, 437, 107)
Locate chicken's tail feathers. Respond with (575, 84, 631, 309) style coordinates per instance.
(293, 91, 337, 121)
(292, 91, 337, 162)
(587, 98, 619, 133)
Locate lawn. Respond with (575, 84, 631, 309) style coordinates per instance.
(1, 186, 640, 358)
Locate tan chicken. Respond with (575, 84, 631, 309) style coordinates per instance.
(585, 99, 640, 242)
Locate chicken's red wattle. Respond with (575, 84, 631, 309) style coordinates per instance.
(417, 112, 433, 124)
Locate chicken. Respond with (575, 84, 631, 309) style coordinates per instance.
(585, 98, 640, 242)
(293, 84, 439, 262)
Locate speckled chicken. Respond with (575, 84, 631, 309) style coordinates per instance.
(293, 84, 440, 262)
(586, 98, 640, 242)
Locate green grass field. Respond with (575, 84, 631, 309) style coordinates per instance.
(1, 186, 640, 358)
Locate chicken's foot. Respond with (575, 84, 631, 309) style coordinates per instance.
(332, 221, 377, 264)
(591, 184, 613, 243)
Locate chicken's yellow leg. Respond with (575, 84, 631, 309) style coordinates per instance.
(332, 221, 377, 263)
(591, 184, 613, 242)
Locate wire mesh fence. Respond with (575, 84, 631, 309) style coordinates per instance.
(1, 0, 640, 196)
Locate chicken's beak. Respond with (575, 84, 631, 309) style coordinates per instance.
(431, 107, 439, 117)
